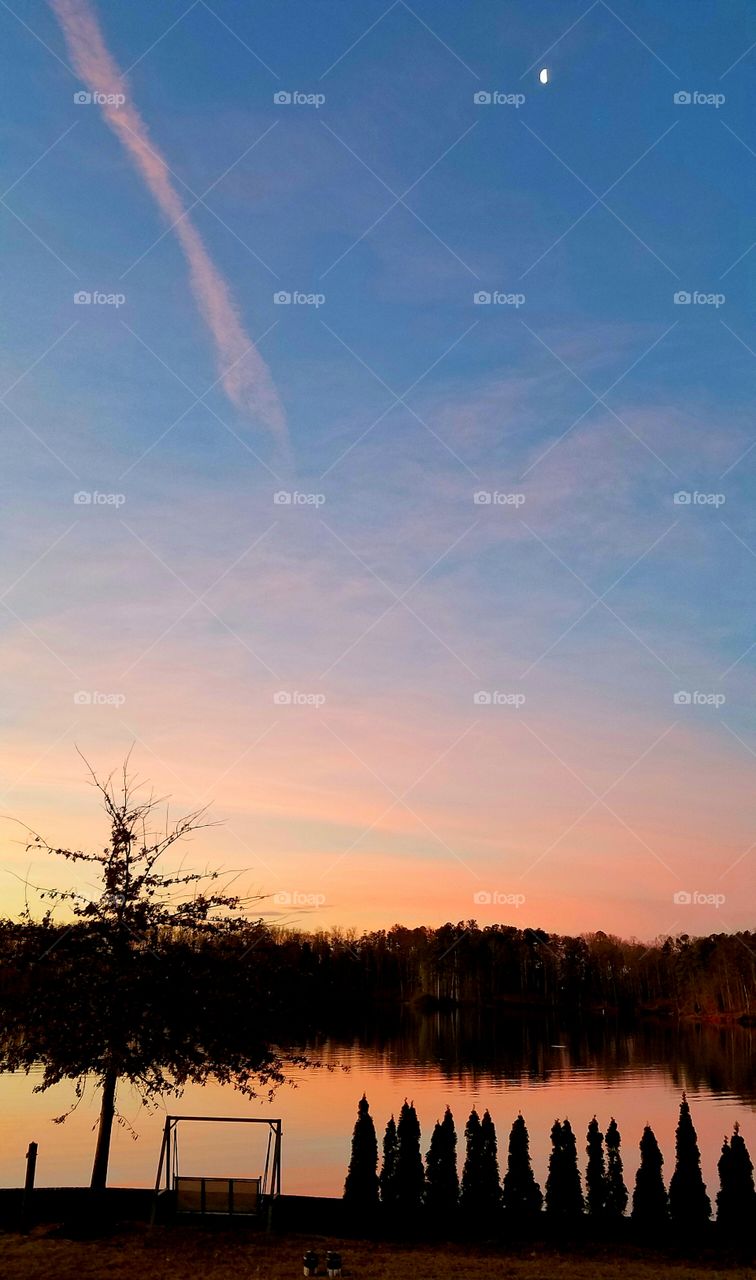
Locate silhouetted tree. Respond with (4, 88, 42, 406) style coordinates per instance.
(458, 1106, 502, 1234)
(380, 1115, 399, 1207)
(545, 1119, 584, 1224)
(586, 1117, 607, 1216)
(632, 1125, 668, 1234)
(460, 1107, 488, 1231)
(502, 1113, 543, 1223)
(395, 1100, 425, 1219)
(669, 1093, 711, 1232)
(604, 1117, 628, 1219)
(717, 1123, 756, 1239)
(344, 1094, 379, 1213)
(545, 1120, 563, 1217)
(460, 1108, 482, 1201)
(478, 1109, 503, 1229)
(424, 1106, 459, 1225)
(1, 757, 286, 1191)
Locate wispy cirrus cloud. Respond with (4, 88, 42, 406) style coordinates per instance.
(48, 0, 286, 442)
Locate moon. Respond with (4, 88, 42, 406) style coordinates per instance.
(539, 67, 549, 84)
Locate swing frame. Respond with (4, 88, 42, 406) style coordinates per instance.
(151, 1114, 282, 1225)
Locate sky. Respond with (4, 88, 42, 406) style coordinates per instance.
(0, 0, 755, 940)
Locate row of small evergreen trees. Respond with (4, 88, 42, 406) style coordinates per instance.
(344, 1093, 755, 1241)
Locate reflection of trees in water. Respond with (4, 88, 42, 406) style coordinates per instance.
(659, 1022, 756, 1104)
(303, 1012, 756, 1108)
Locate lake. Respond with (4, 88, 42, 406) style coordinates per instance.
(0, 1015, 753, 1200)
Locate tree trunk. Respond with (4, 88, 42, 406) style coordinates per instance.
(90, 1065, 118, 1191)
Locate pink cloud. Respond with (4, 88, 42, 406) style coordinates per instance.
(49, 0, 286, 441)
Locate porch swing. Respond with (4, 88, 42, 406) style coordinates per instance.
(151, 1114, 282, 1224)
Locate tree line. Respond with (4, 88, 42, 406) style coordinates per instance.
(3, 919, 754, 1027)
(267, 922, 756, 1021)
(343, 1093, 756, 1246)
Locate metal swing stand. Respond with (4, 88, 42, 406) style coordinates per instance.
(151, 1115, 282, 1228)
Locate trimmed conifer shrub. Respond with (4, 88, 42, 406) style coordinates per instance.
(395, 1100, 425, 1220)
(425, 1105, 459, 1226)
(605, 1117, 629, 1220)
(502, 1113, 543, 1224)
(344, 1093, 379, 1213)
(669, 1093, 711, 1233)
(546, 1118, 584, 1224)
(460, 1107, 503, 1235)
(632, 1124, 669, 1235)
(479, 1109, 503, 1228)
(717, 1122, 756, 1239)
(586, 1117, 607, 1216)
(460, 1107, 483, 1227)
(380, 1115, 399, 1208)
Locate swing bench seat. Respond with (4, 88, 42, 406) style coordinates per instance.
(175, 1175, 262, 1216)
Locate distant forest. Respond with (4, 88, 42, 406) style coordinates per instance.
(1, 918, 754, 1023)
(276, 922, 756, 1021)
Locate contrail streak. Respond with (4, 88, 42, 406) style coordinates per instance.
(49, 0, 286, 441)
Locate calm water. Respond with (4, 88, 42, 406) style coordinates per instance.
(0, 1016, 753, 1198)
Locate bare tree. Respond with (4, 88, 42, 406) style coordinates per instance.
(3, 754, 284, 1191)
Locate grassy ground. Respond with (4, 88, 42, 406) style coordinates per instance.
(0, 1228, 751, 1280)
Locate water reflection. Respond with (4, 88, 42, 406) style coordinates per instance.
(0, 1012, 753, 1194)
(304, 1010, 756, 1105)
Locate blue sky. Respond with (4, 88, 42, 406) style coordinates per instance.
(0, 0, 755, 938)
